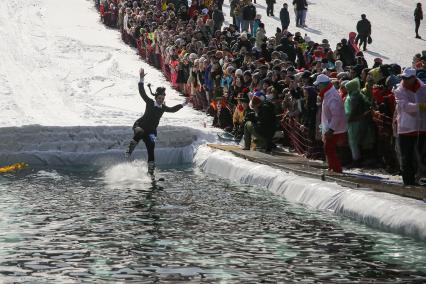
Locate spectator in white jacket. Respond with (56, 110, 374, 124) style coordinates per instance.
(314, 74, 347, 173)
(394, 67, 426, 185)
(123, 7, 131, 34)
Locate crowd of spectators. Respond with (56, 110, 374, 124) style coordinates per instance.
(95, 0, 426, 185)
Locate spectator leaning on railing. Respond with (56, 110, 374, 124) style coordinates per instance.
(395, 67, 426, 185)
(314, 74, 347, 173)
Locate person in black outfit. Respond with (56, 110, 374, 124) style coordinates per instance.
(280, 3, 290, 30)
(356, 14, 371, 51)
(276, 36, 296, 63)
(415, 3, 423, 39)
(243, 92, 276, 152)
(126, 68, 187, 174)
(266, 0, 276, 16)
(338, 38, 356, 67)
(293, 0, 308, 27)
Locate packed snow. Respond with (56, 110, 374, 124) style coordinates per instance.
(0, 0, 424, 127)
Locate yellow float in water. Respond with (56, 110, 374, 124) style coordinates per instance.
(0, 162, 28, 173)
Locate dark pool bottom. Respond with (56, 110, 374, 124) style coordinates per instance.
(0, 164, 425, 283)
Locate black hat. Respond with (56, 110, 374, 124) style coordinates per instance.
(155, 87, 166, 97)
(302, 70, 312, 79)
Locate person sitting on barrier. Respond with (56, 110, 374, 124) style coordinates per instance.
(212, 95, 233, 131)
(242, 91, 277, 152)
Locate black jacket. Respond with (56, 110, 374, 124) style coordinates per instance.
(276, 38, 296, 63)
(280, 8, 290, 27)
(356, 18, 371, 36)
(246, 101, 277, 139)
(292, 0, 307, 10)
(212, 9, 225, 26)
(415, 7, 423, 21)
(339, 45, 356, 67)
(134, 82, 183, 134)
(242, 5, 256, 21)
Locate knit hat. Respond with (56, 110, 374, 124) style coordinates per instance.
(250, 91, 265, 109)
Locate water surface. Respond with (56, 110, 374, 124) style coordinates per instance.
(0, 162, 425, 283)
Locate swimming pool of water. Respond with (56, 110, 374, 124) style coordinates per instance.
(0, 162, 425, 283)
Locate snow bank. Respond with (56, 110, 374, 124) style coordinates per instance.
(0, 125, 214, 167)
(195, 146, 426, 241)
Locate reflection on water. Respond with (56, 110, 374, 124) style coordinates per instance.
(0, 163, 425, 283)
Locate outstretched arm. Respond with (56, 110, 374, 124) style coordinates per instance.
(138, 68, 152, 103)
(163, 97, 189, 113)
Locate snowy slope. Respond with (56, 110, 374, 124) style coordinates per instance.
(0, 0, 423, 128)
(223, 0, 425, 67)
(0, 0, 207, 128)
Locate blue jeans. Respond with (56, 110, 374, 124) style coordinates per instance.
(242, 20, 254, 35)
(296, 10, 303, 26)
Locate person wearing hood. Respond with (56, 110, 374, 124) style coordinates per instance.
(279, 3, 290, 31)
(348, 32, 360, 54)
(314, 74, 347, 173)
(394, 68, 426, 185)
(344, 78, 374, 166)
(125, 68, 188, 175)
(335, 60, 344, 73)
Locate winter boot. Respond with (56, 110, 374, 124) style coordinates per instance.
(125, 139, 138, 158)
(148, 161, 155, 175)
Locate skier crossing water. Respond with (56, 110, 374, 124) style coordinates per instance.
(125, 68, 188, 175)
